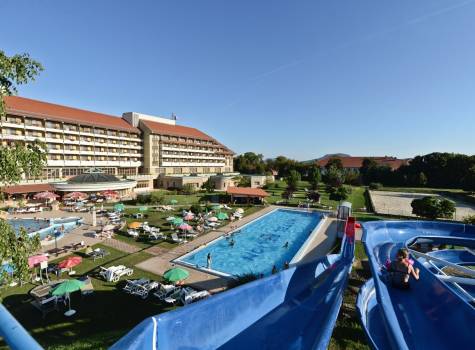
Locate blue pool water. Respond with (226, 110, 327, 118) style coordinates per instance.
(8, 217, 83, 240)
(176, 209, 324, 276)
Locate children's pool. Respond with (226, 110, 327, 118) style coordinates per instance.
(8, 217, 84, 241)
(175, 209, 325, 276)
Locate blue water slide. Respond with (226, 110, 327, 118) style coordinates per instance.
(111, 231, 355, 350)
(0, 304, 43, 350)
(358, 220, 475, 350)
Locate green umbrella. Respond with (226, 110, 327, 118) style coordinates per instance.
(170, 199, 178, 205)
(172, 217, 184, 226)
(163, 268, 189, 283)
(51, 279, 85, 317)
(217, 212, 229, 220)
(114, 203, 125, 212)
(138, 206, 148, 212)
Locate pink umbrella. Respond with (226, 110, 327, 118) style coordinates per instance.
(58, 256, 82, 269)
(28, 254, 48, 268)
(64, 192, 87, 200)
(101, 190, 118, 198)
(184, 213, 194, 221)
(208, 217, 218, 222)
(178, 223, 192, 231)
(33, 191, 59, 200)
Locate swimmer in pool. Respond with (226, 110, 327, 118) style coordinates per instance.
(283, 241, 289, 248)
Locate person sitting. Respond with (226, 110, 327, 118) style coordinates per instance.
(389, 248, 420, 289)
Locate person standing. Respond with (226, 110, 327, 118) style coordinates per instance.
(207, 253, 212, 269)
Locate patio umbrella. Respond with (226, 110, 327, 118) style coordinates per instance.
(178, 223, 192, 231)
(128, 222, 141, 229)
(114, 203, 125, 212)
(33, 191, 59, 200)
(184, 213, 194, 221)
(138, 206, 148, 212)
(51, 279, 85, 316)
(169, 199, 178, 205)
(172, 218, 184, 226)
(28, 254, 48, 268)
(163, 268, 189, 283)
(58, 256, 82, 269)
(208, 217, 218, 222)
(101, 190, 118, 198)
(217, 212, 229, 220)
(64, 192, 87, 200)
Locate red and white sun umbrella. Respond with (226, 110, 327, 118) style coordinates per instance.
(64, 192, 88, 200)
(33, 191, 59, 200)
(101, 190, 118, 198)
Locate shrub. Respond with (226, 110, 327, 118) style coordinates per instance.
(181, 183, 196, 195)
(329, 186, 350, 201)
(149, 191, 165, 205)
(136, 193, 151, 204)
(189, 204, 204, 214)
(369, 182, 383, 190)
(411, 196, 455, 219)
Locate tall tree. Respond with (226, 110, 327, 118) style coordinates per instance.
(234, 152, 266, 174)
(285, 170, 301, 192)
(307, 166, 321, 190)
(0, 50, 44, 284)
(0, 50, 43, 116)
(325, 157, 343, 171)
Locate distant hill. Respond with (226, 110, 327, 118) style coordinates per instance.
(302, 153, 351, 164)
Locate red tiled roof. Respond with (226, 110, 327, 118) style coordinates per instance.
(141, 119, 234, 154)
(2, 184, 54, 195)
(4, 96, 139, 133)
(227, 187, 269, 197)
(316, 156, 409, 170)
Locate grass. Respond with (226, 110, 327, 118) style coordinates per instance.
(265, 181, 368, 211)
(375, 186, 466, 194)
(0, 244, 170, 350)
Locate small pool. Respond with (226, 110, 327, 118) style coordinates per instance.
(175, 209, 325, 276)
(8, 217, 84, 241)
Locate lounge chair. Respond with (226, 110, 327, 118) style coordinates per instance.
(171, 233, 185, 244)
(148, 231, 163, 240)
(123, 278, 149, 294)
(128, 229, 139, 238)
(154, 284, 178, 300)
(99, 265, 133, 283)
(131, 281, 159, 299)
(181, 289, 211, 305)
(164, 289, 183, 305)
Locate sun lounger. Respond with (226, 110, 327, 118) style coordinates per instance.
(131, 281, 159, 299)
(181, 289, 211, 305)
(99, 265, 133, 283)
(154, 284, 178, 300)
(128, 229, 139, 238)
(123, 278, 149, 294)
(164, 289, 183, 305)
(171, 233, 185, 243)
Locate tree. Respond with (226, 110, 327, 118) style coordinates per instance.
(324, 165, 344, 188)
(149, 191, 164, 204)
(0, 141, 47, 184)
(307, 166, 321, 190)
(234, 152, 266, 174)
(0, 220, 40, 285)
(237, 176, 251, 187)
(462, 166, 475, 193)
(411, 196, 455, 219)
(463, 215, 475, 225)
(0, 50, 44, 116)
(329, 186, 350, 201)
(201, 178, 215, 192)
(285, 170, 301, 192)
(325, 157, 343, 171)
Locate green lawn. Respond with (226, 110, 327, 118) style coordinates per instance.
(0, 244, 170, 350)
(266, 180, 368, 211)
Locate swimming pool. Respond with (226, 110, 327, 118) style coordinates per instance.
(8, 217, 84, 241)
(175, 209, 325, 276)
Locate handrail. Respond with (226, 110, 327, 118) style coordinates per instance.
(0, 304, 43, 350)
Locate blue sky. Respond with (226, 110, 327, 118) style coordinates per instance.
(2, 0, 475, 160)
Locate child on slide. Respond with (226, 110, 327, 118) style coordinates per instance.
(388, 248, 420, 289)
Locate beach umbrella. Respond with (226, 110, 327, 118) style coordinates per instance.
(138, 206, 148, 212)
(0, 263, 14, 276)
(33, 191, 59, 200)
(58, 256, 82, 269)
(64, 192, 87, 200)
(208, 217, 218, 222)
(163, 268, 189, 283)
(128, 222, 141, 229)
(101, 190, 118, 198)
(217, 212, 229, 220)
(184, 213, 194, 221)
(28, 254, 48, 268)
(172, 217, 184, 226)
(51, 279, 85, 316)
(178, 223, 192, 231)
(236, 208, 244, 214)
(169, 199, 178, 205)
(166, 216, 176, 222)
(114, 203, 125, 212)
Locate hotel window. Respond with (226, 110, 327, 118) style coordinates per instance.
(173, 167, 182, 174)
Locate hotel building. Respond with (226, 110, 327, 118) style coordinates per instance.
(1, 96, 234, 195)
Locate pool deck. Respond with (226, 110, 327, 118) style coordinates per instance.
(136, 206, 339, 292)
